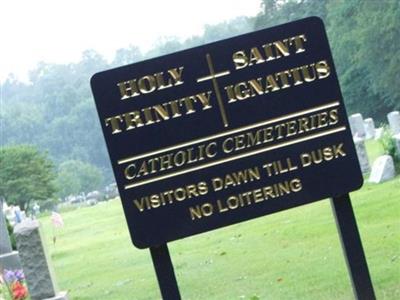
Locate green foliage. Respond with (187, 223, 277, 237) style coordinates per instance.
(39, 198, 61, 212)
(379, 127, 400, 172)
(6, 217, 16, 250)
(111, 46, 143, 67)
(353, 1, 400, 112)
(327, 0, 400, 121)
(254, 0, 329, 30)
(56, 160, 104, 198)
(254, 0, 400, 122)
(0, 145, 56, 210)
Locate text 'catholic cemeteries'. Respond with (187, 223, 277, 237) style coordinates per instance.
(91, 17, 363, 248)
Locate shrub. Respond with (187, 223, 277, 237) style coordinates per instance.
(6, 218, 16, 251)
(379, 126, 400, 171)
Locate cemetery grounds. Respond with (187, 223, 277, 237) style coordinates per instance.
(38, 140, 399, 300)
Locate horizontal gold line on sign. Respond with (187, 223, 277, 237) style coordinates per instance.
(197, 70, 231, 83)
(118, 100, 340, 165)
(124, 125, 346, 190)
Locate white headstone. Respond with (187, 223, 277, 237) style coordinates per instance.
(374, 127, 384, 140)
(363, 118, 375, 140)
(387, 111, 400, 135)
(349, 113, 366, 139)
(354, 137, 370, 174)
(369, 155, 396, 183)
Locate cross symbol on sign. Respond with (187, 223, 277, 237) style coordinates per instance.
(196, 53, 231, 127)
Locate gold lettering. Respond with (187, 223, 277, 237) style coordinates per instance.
(249, 47, 266, 66)
(117, 80, 140, 100)
(301, 64, 317, 82)
(222, 138, 234, 153)
(232, 50, 248, 69)
(290, 34, 307, 53)
(117, 66, 184, 100)
(275, 71, 292, 89)
(235, 82, 251, 100)
(195, 91, 213, 110)
(225, 85, 237, 103)
(105, 115, 124, 134)
(262, 43, 275, 61)
(154, 72, 173, 90)
(265, 75, 280, 92)
(290, 67, 304, 86)
(168, 99, 182, 118)
(124, 164, 136, 180)
(273, 39, 290, 58)
(153, 104, 170, 122)
(329, 109, 339, 125)
(123, 111, 144, 130)
(168, 67, 184, 86)
(248, 78, 264, 97)
(316, 60, 331, 79)
(138, 75, 157, 94)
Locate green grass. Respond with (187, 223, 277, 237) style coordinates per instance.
(39, 178, 400, 300)
(365, 139, 385, 164)
(38, 141, 399, 299)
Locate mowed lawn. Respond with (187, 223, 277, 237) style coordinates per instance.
(40, 141, 400, 300)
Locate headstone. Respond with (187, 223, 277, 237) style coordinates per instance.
(387, 111, 400, 135)
(369, 155, 396, 183)
(349, 113, 366, 139)
(0, 200, 21, 270)
(374, 127, 384, 140)
(363, 118, 375, 140)
(14, 219, 68, 300)
(354, 137, 370, 174)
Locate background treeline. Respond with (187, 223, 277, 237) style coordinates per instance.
(1, 0, 399, 201)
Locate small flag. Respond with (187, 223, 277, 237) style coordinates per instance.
(51, 211, 64, 228)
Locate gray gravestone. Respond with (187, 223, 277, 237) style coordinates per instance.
(387, 111, 400, 135)
(14, 219, 68, 300)
(354, 137, 370, 174)
(369, 155, 396, 183)
(363, 118, 375, 140)
(0, 200, 21, 270)
(349, 113, 366, 139)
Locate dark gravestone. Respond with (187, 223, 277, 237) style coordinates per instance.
(14, 219, 68, 300)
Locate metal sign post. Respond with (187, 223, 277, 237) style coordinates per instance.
(331, 194, 376, 300)
(150, 244, 181, 300)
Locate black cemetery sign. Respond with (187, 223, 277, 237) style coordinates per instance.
(91, 17, 375, 299)
(91, 16, 361, 247)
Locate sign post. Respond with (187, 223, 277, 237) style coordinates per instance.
(150, 244, 181, 300)
(331, 194, 375, 300)
(91, 17, 375, 299)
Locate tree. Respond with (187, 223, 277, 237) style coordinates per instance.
(327, 0, 400, 121)
(55, 160, 104, 198)
(111, 46, 143, 67)
(254, 0, 399, 121)
(254, 0, 329, 30)
(0, 145, 57, 210)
